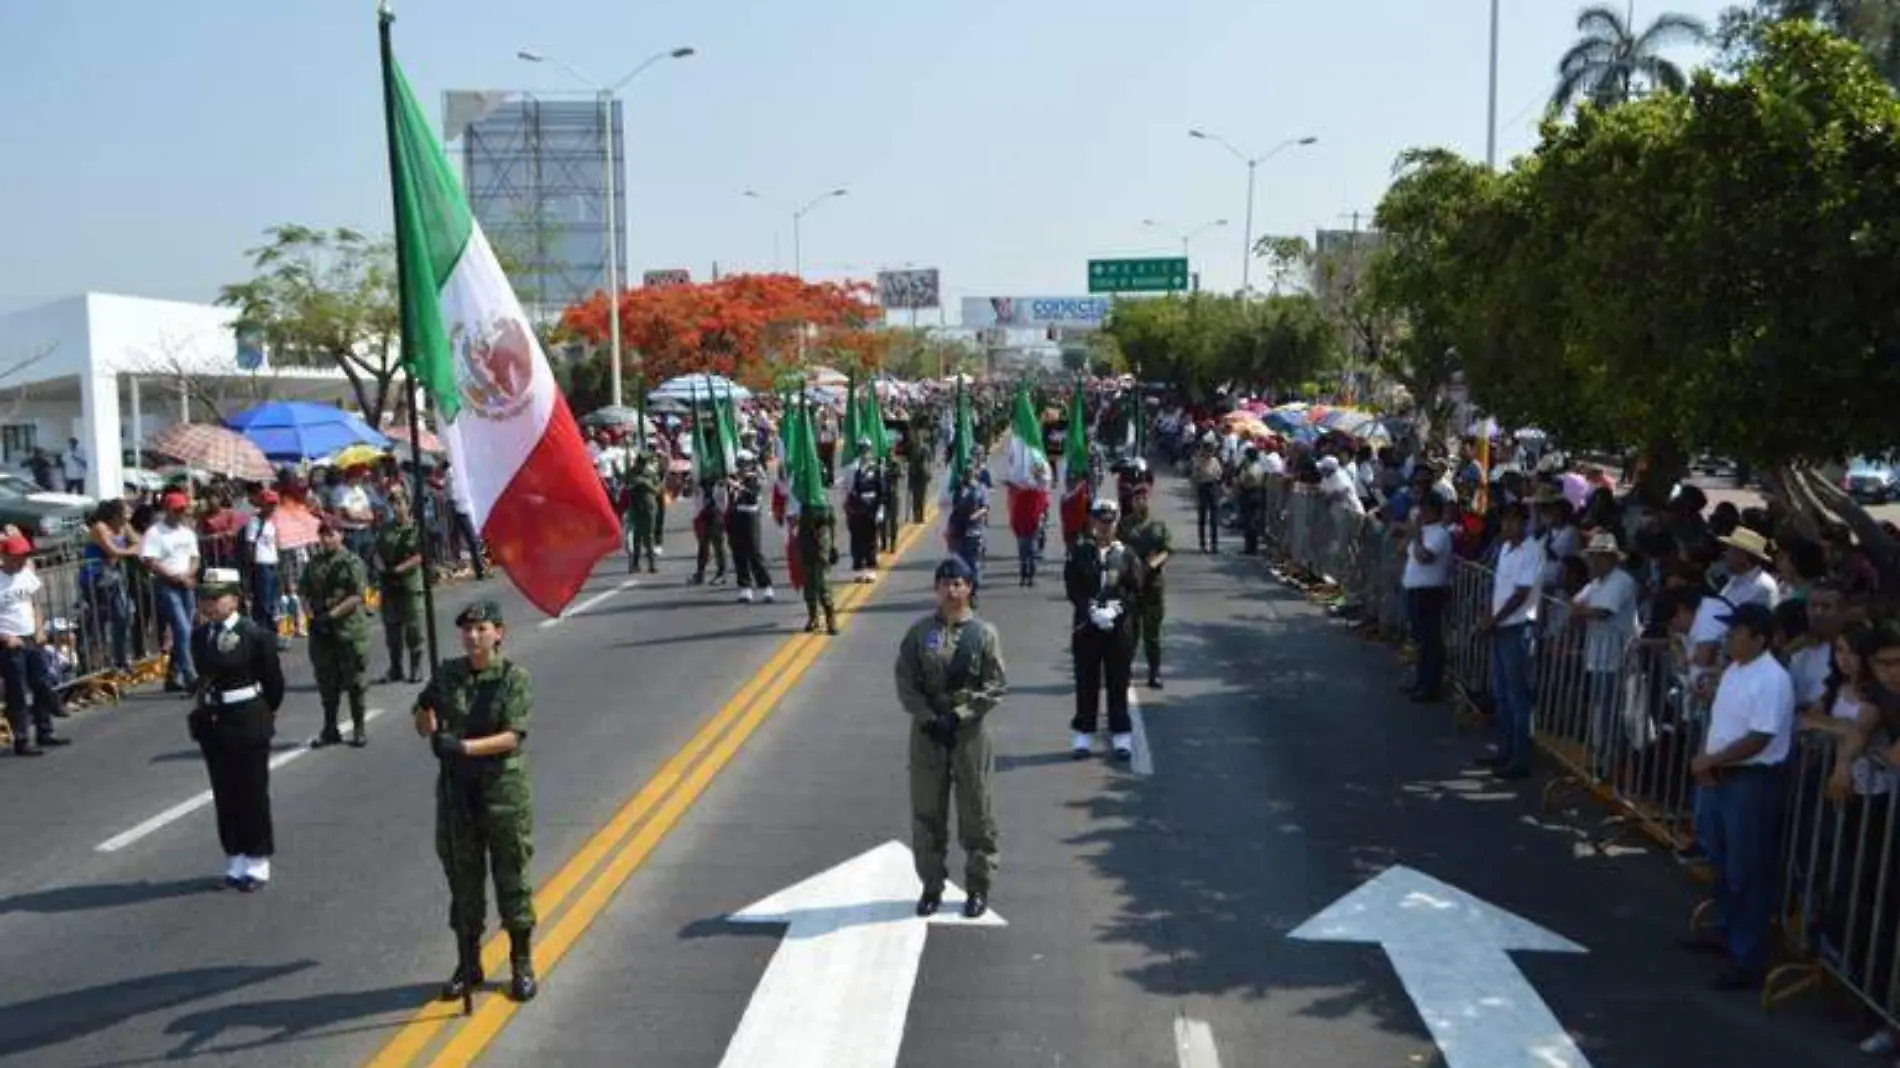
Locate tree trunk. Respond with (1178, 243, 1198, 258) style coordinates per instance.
(1768, 464, 1900, 595)
(1634, 440, 1688, 511)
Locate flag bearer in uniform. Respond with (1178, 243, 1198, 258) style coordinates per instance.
(895, 557, 1009, 919)
(188, 568, 286, 891)
(623, 452, 661, 574)
(1118, 483, 1173, 689)
(1067, 498, 1142, 761)
(415, 598, 540, 1003)
(727, 451, 776, 603)
(691, 474, 729, 586)
(797, 502, 840, 636)
(374, 495, 427, 683)
(846, 439, 884, 581)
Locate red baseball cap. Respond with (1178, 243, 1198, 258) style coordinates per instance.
(256, 489, 280, 506)
(0, 535, 32, 557)
(161, 492, 189, 511)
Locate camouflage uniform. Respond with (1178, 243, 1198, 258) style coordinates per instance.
(894, 608, 1008, 901)
(1117, 509, 1174, 685)
(880, 456, 902, 550)
(625, 459, 660, 572)
(374, 518, 425, 682)
(796, 506, 838, 635)
(418, 599, 538, 1001)
(298, 544, 371, 741)
(906, 435, 931, 524)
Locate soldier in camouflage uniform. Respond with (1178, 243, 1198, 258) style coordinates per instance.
(906, 425, 931, 524)
(880, 453, 902, 551)
(895, 556, 1009, 919)
(374, 495, 426, 684)
(415, 598, 539, 1003)
(624, 452, 660, 574)
(1117, 483, 1174, 689)
(300, 522, 372, 747)
(796, 502, 840, 635)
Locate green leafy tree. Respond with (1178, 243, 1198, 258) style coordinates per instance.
(217, 224, 403, 425)
(1552, 4, 1711, 112)
(1719, 2, 1900, 85)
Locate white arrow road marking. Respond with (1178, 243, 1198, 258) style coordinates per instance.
(1128, 686, 1154, 776)
(1290, 865, 1591, 1068)
(720, 840, 1005, 1068)
(1174, 1016, 1222, 1068)
(538, 577, 639, 628)
(95, 707, 389, 853)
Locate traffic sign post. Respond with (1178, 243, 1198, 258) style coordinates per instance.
(1088, 257, 1189, 293)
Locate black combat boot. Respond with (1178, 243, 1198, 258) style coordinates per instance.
(824, 606, 839, 636)
(804, 609, 820, 634)
(410, 651, 425, 683)
(508, 928, 538, 1002)
(441, 929, 484, 1001)
(313, 712, 343, 748)
(384, 663, 404, 685)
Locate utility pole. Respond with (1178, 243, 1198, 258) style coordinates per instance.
(1486, 0, 1500, 169)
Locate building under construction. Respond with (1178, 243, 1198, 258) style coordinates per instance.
(443, 91, 627, 324)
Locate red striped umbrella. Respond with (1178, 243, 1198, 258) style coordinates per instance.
(385, 423, 445, 453)
(148, 423, 274, 482)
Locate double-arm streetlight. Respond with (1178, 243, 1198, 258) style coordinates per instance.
(1186, 130, 1317, 295)
(742, 188, 849, 278)
(1142, 217, 1229, 260)
(517, 45, 695, 408)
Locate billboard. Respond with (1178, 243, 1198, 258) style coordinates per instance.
(961, 296, 1111, 331)
(877, 268, 941, 310)
(643, 269, 691, 288)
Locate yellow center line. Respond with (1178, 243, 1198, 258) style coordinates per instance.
(366, 512, 937, 1068)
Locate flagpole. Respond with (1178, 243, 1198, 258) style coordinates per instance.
(378, 0, 463, 1018)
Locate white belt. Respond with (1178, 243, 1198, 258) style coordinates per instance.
(212, 685, 260, 704)
(735, 504, 760, 512)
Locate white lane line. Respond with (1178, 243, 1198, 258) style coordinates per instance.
(538, 576, 639, 628)
(1175, 1016, 1223, 1068)
(1129, 686, 1155, 777)
(95, 706, 389, 853)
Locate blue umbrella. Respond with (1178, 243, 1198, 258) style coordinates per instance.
(227, 401, 390, 461)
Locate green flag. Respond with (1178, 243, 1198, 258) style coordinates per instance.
(952, 378, 974, 483)
(857, 378, 891, 461)
(1063, 379, 1088, 481)
(690, 383, 712, 483)
(790, 392, 828, 511)
(842, 368, 860, 454)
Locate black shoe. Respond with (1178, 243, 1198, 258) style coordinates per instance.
(647, 563, 658, 574)
(312, 729, 343, 749)
(1676, 932, 1728, 956)
(223, 875, 244, 890)
(804, 617, 820, 634)
(440, 955, 484, 1002)
(1707, 966, 1760, 991)
(35, 734, 70, 748)
(509, 930, 537, 1002)
(12, 741, 43, 757)
(237, 877, 262, 893)
(962, 892, 988, 919)
(50, 707, 70, 718)
(1147, 674, 1162, 690)
(1113, 745, 1133, 763)
(349, 729, 368, 749)
(916, 890, 942, 917)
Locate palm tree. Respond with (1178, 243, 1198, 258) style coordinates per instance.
(1551, 4, 1711, 112)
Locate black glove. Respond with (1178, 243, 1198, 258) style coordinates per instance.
(922, 709, 960, 748)
(431, 731, 467, 760)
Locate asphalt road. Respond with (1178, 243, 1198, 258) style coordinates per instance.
(0, 471, 1870, 1067)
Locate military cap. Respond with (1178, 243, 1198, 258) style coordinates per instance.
(456, 598, 505, 627)
(933, 556, 975, 584)
(200, 567, 243, 597)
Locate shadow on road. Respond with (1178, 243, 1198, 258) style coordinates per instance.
(0, 878, 215, 915)
(0, 961, 316, 1062)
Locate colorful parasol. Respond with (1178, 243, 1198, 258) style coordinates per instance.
(147, 423, 274, 482)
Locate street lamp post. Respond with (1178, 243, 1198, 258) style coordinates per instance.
(518, 45, 695, 408)
(1187, 130, 1317, 295)
(744, 188, 849, 279)
(1142, 217, 1228, 259)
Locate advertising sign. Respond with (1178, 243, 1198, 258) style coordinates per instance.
(877, 268, 941, 310)
(643, 269, 692, 288)
(960, 296, 1112, 331)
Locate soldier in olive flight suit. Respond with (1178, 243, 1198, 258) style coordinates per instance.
(1117, 483, 1174, 690)
(880, 452, 902, 552)
(906, 426, 932, 524)
(415, 598, 539, 1003)
(624, 452, 661, 574)
(894, 556, 1009, 919)
(300, 521, 372, 747)
(796, 501, 840, 636)
(375, 495, 426, 684)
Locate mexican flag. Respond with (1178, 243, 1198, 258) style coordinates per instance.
(1003, 384, 1049, 540)
(382, 29, 618, 616)
(1059, 380, 1092, 544)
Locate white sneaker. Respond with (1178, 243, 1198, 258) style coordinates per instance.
(1859, 1031, 1895, 1055)
(654, 546, 665, 557)
(224, 855, 245, 883)
(738, 589, 754, 604)
(762, 587, 776, 603)
(244, 856, 271, 884)
(1111, 733, 1134, 761)
(1071, 732, 1093, 757)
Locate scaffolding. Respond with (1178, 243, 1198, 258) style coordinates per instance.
(444, 91, 626, 324)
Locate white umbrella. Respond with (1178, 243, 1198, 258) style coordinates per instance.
(806, 365, 849, 387)
(648, 372, 752, 402)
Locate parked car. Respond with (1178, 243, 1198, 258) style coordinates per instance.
(1846, 457, 1899, 503)
(0, 476, 91, 544)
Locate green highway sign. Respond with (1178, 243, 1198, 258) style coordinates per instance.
(1088, 257, 1190, 293)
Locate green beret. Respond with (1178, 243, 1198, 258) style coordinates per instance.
(456, 599, 504, 627)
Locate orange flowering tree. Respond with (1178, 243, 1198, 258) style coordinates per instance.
(558, 274, 884, 394)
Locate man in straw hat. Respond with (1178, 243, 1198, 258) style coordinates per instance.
(188, 567, 285, 890)
(1715, 527, 1780, 611)
(1572, 531, 1640, 777)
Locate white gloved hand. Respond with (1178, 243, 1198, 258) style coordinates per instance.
(1090, 604, 1120, 631)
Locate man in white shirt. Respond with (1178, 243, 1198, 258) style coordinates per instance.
(0, 534, 69, 755)
(1480, 502, 1542, 778)
(61, 438, 87, 494)
(1403, 493, 1455, 701)
(1573, 532, 1639, 775)
(140, 492, 202, 692)
(245, 490, 287, 649)
(1715, 528, 1780, 609)
(1682, 602, 1794, 990)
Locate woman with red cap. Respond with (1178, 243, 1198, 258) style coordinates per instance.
(0, 534, 70, 756)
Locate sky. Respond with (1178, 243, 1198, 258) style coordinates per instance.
(0, 0, 1733, 322)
